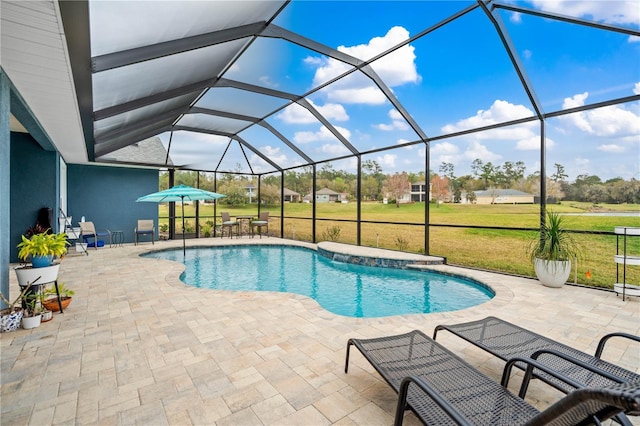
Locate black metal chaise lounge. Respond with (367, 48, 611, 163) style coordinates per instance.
(433, 316, 640, 400)
(345, 330, 640, 425)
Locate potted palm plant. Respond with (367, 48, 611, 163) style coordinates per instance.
(528, 210, 582, 288)
(42, 282, 74, 312)
(15, 230, 69, 287)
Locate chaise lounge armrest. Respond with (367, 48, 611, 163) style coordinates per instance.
(433, 316, 640, 396)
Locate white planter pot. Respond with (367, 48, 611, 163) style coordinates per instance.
(14, 264, 60, 286)
(22, 314, 42, 329)
(534, 258, 571, 288)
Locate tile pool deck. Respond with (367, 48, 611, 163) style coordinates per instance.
(2, 237, 639, 425)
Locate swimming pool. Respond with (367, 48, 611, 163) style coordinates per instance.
(144, 245, 494, 318)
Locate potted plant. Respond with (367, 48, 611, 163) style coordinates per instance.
(15, 230, 69, 287)
(0, 284, 34, 333)
(528, 210, 582, 288)
(17, 230, 69, 267)
(21, 297, 42, 330)
(42, 282, 74, 312)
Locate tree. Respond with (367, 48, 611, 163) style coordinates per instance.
(551, 163, 568, 182)
(430, 175, 450, 207)
(384, 172, 410, 208)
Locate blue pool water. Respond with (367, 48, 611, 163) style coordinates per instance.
(143, 245, 494, 318)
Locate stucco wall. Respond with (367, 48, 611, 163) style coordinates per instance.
(10, 132, 59, 262)
(67, 164, 159, 244)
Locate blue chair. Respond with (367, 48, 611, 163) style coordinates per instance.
(79, 221, 110, 249)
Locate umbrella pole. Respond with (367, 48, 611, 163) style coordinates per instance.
(181, 196, 186, 256)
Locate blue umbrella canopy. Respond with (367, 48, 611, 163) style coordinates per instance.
(137, 185, 225, 255)
(136, 184, 225, 203)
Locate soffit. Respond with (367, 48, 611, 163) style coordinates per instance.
(1, 1, 86, 163)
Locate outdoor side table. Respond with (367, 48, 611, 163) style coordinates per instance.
(110, 230, 125, 247)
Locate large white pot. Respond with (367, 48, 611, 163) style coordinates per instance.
(21, 314, 42, 330)
(534, 258, 571, 288)
(14, 264, 60, 287)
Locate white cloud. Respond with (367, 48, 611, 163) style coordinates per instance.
(293, 125, 352, 144)
(321, 143, 350, 155)
(530, 1, 640, 26)
(635, 82, 640, 95)
(277, 100, 349, 124)
(324, 85, 388, 105)
(463, 141, 502, 163)
(561, 92, 640, 137)
(374, 109, 411, 131)
(598, 144, 626, 153)
(431, 142, 460, 156)
(510, 11, 522, 23)
(376, 153, 397, 168)
(516, 136, 555, 150)
(309, 26, 419, 105)
(441, 100, 534, 134)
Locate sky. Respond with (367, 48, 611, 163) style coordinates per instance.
(148, 0, 640, 182)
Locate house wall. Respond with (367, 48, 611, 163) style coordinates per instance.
(67, 164, 159, 244)
(10, 132, 59, 263)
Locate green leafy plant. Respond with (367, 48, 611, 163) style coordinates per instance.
(17, 231, 69, 262)
(43, 282, 75, 299)
(528, 211, 582, 262)
(0, 281, 37, 314)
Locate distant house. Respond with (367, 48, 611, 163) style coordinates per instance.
(316, 187, 340, 203)
(410, 181, 432, 202)
(465, 189, 534, 204)
(279, 188, 301, 202)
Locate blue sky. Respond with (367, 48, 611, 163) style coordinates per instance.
(156, 1, 639, 182)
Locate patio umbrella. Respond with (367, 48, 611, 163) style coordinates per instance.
(136, 185, 225, 255)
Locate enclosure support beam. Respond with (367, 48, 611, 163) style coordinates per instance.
(356, 156, 362, 246)
(168, 169, 175, 240)
(312, 165, 317, 244)
(424, 140, 430, 255)
(280, 171, 285, 239)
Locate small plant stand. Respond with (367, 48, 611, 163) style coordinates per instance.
(614, 226, 640, 301)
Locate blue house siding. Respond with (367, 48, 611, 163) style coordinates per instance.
(67, 165, 158, 244)
(9, 132, 59, 263)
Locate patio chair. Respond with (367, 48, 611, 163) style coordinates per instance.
(250, 211, 269, 238)
(134, 220, 155, 245)
(345, 330, 640, 425)
(433, 316, 640, 400)
(79, 221, 110, 250)
(220, 212, 238, 238)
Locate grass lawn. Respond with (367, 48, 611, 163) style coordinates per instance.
(158, 202, 640, 288)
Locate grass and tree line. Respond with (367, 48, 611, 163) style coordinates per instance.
(158, 201, 639, 289)
(156, 161, 639, 289)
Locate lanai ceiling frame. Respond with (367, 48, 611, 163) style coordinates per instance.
(76, 0, 434, 170)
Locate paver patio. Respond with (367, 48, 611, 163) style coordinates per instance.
(2, 237, 638, 425)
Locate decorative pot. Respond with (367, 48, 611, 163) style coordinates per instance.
(31, 255, 53, 268)
(22, 314, 42, 330)
(15, 264, 60, 286)
(41, 310, 53, 322)
(42, 297, 71, 312)
(534, 258, 571, 288)
(0, 308, 23, 333)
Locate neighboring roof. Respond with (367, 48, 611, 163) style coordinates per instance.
(317, 188, 339, 195)
(97, 137, 173, 166)
(474, 189, 533, 197)
(279, 188, 300, 196)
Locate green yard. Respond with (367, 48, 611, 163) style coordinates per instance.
(158, 202, 640, 289)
